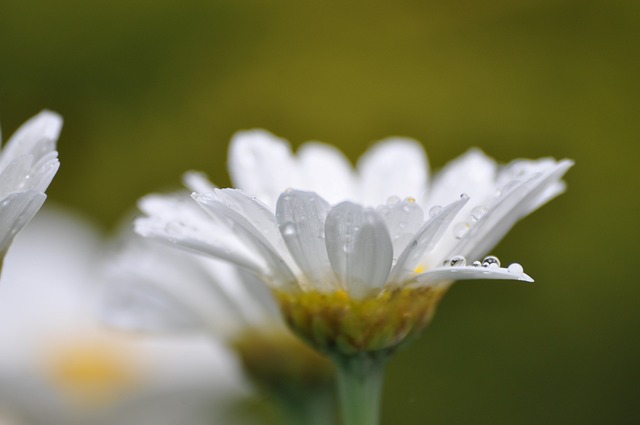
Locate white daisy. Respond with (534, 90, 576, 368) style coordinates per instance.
(103, 201, 336, 424)
(0, 206, 246, 425)
(0, 111, 61, 264)
(136, 131, 572, 356)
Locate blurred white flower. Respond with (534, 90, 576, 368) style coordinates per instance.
(103, 202, 336, 424)
(0, 206, 247, 425)
(0, 111, 61, 264)
(136, 131, 572, 355)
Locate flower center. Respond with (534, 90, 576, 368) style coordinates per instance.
(275, 286, 448, 357)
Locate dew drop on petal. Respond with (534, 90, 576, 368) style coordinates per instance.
(459, 193, 469, 199)
(282, 223, 296, 236)
(450, 255, 466, 267)
(482, 255, 500, 268)
(428, 205, 442, 218)
(201, 192, 216, 201)
(508, 263, 524, 275)
(386, 195, 400, 205)
(472, 260, 482, 267)
(453, 222, 471, 239)
(470, 206, 488, 221)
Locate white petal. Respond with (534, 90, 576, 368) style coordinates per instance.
(276, 190, 335, 291)
(357, 138, 428, 206)
(227, 129, 301, 209)
(212, 188, 293, 261)
(0, 191, 47, 255)
(136, 194, 266, 275)
(297, 142, 357, 203)
(414, 265, 534, 286)
(182, 171, 217, 193)
(376, 198, 424, 255)
(427, 148, 497, 209)
(0, 111, 61, 171)
(193, 193, 297, 289)
(448, 159, 573, 260)
(389, 195, 468, 283)
(325, 202, 393, 298)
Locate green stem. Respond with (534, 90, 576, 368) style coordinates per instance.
(334, 354, 387, 425)
(276, 388, 337, 425)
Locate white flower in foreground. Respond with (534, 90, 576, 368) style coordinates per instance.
(103, 207, 335, 424)
(0, 207, 246, 425)
(136, 131, 572, 356)
(0, 111, 61, 264)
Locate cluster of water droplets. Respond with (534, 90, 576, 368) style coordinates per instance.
(442, 254, 525, 276)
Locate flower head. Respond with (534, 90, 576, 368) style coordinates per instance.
(136, 131, 572, 357)
(0, 111, 61, 264)
(103, 205, 334, 411)
(0, 207, 243, 425)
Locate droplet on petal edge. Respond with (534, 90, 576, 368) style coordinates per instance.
(449, 255, 466, 267)
(470, 205, 487, 221)
(453, 222, 471, 239)
(428, 205, 442, 218)
(472, 261, 482, 267)
(507, 263, 524, 275)
(482, 255, 500, 268)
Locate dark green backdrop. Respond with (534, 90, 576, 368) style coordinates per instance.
(1, 0, 638, 423)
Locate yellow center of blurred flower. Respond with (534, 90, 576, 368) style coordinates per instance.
(44, 335, 140, 409)
(275, 286, 448, 356)
(232, 328, 334, 395)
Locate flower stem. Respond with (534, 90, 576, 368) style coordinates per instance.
(333, 354, 387, 425)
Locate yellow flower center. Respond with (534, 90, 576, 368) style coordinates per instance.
(275, 286, 448, 356)
(43, 335, 140, 409)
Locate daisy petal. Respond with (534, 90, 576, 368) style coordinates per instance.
(0, 110, 61, 170)
(227, 130, 300, 208)
(427, 148, 497, 209)
(357, 138, 428, 206)
(136, 194, 266, 275)
(193, 193, 297, 288)
(449, 159, 573, 260)
(389, 195, 468, 282)
(325, 202, 393, 298)
(376, 198, 424, 255)
(414, 265, 534, 287)
(297, 142, 356, 204)
(182, 171, 218, 193)
(276, 190, 335, 291)
(0, 191, 46, 254)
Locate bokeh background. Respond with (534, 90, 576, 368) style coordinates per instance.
(1, 0, 638, 424)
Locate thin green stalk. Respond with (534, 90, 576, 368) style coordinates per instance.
(333, 354, 387, 425)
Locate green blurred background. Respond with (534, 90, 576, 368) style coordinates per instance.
(1, 0, 638, 423)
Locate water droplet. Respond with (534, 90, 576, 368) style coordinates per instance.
(282, 223, 296, 236)
(453, 222, 470, 239)
(472, 261, 482, 267)
(386, 196, 400, 205)
(482, 255, 500, 268)
(428, 205, 442, 218)
(201, 192, 216, 201)
(460, 193, 469, 199)
(442, 259, 450, 266)
(450, 255, 466, 267)
(508, 263, 524, 275)
(470, 206, 487, 221)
